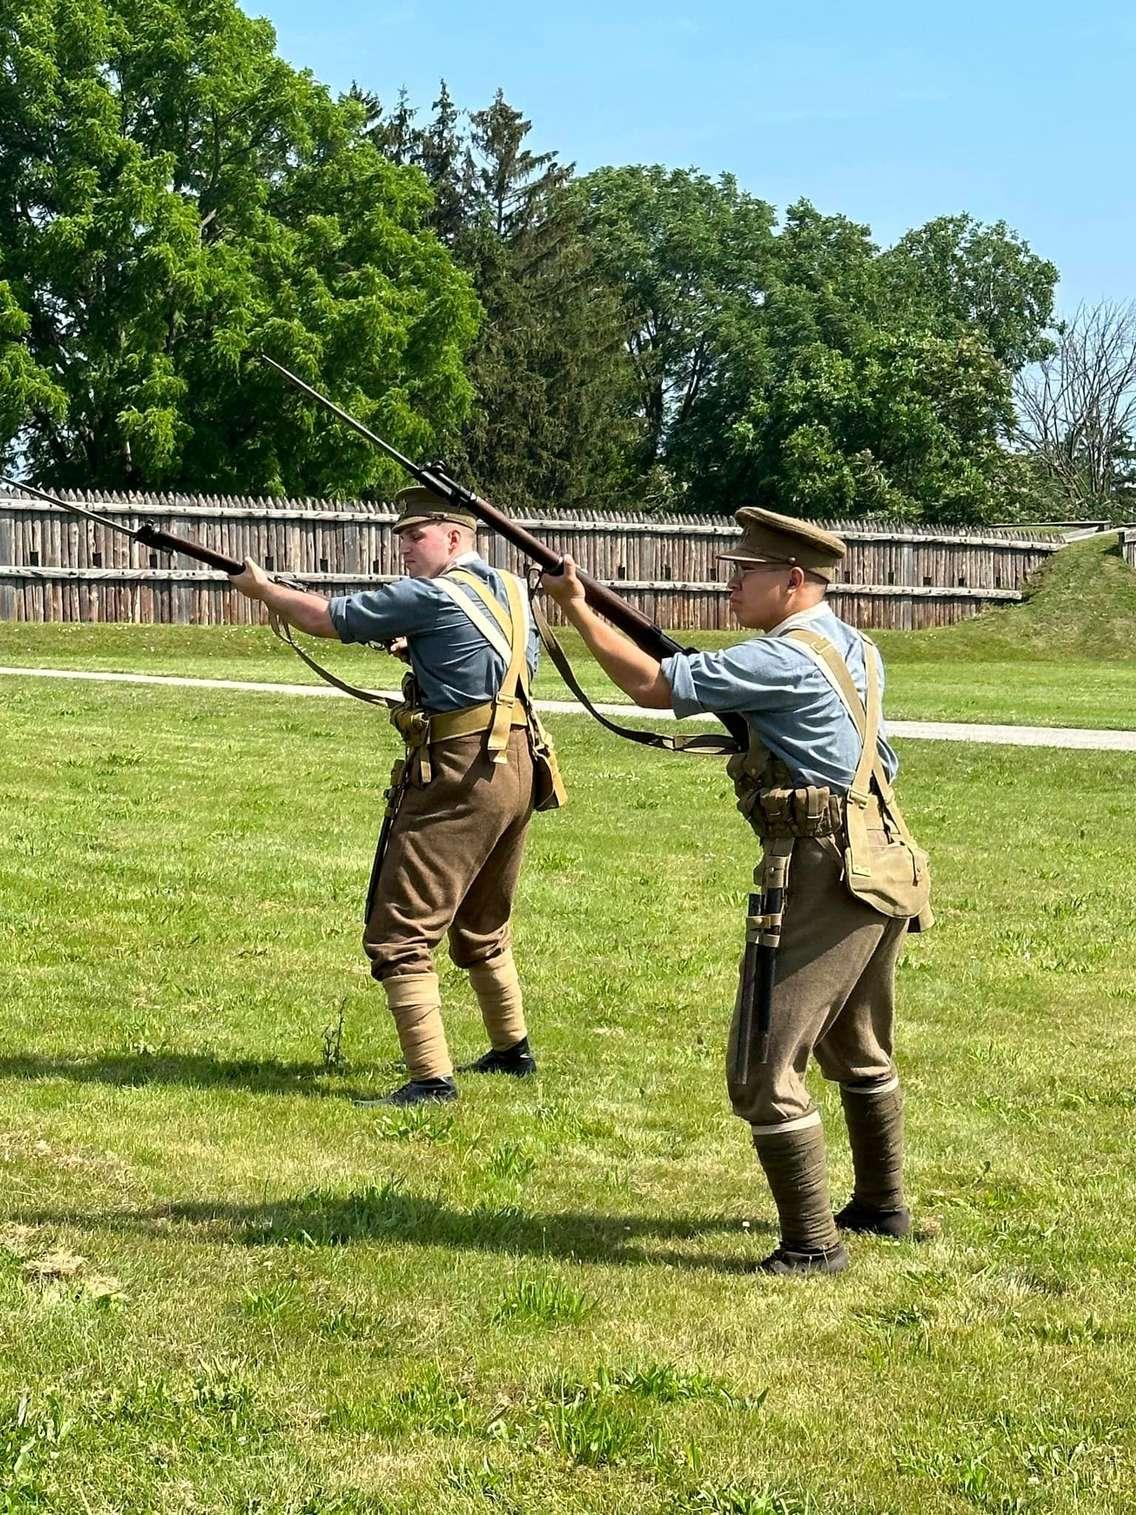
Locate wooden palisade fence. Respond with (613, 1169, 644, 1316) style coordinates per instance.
(0, 488, 1068, 631)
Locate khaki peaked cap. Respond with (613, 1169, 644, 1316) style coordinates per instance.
(718, 507, 846, 582)
(392, 486, 479, 533)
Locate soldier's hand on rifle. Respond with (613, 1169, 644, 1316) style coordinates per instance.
(541, 555, 587, 610)
(230, 557, 271, 600)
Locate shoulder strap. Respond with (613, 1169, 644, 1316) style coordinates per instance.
(784, 628, 911, 829)
(438, 567, 532, 764)
(784, 627, 890, 803)
(783, 627, 867, 740)
(433, 570, 515, 664)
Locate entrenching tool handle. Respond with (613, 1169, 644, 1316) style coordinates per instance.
(733, 889, 763, 1086)
(135, 522, 244, 577)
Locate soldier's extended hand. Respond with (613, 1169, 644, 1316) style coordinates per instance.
(230, 557, 271, 601)
(541, 555, 587, 610)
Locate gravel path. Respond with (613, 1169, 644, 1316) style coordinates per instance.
(3, 664, 1133, 752)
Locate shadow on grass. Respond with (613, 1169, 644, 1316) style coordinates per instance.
(18, 1181, 775, 1273)
(0, 1051, 382, 1102)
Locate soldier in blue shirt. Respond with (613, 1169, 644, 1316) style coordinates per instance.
(543, 507, 930, 1276)
(231, 488, 557, 1105)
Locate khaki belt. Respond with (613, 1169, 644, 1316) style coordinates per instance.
(429, 701, 529, 743)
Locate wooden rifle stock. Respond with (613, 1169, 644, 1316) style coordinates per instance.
(134, 522, 244, 576)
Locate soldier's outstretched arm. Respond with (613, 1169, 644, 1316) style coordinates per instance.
(541, 556, 672, 709)
(229, 558, 337, 638)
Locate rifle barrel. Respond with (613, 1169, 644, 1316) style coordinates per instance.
(1, 477, 244, 576)
(259, 354, 748, 746)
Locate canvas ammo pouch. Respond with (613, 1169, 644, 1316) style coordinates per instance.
(728, 744, 841, 842)
(785, 628, 931, 927)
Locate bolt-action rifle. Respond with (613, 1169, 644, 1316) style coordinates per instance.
(259, 354, 748, 755)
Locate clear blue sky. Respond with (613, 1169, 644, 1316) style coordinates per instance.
(248, 0, 1133, 313)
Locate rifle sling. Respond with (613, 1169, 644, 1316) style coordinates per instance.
(268, 610, 403, 708)
(527, 589, 740, 757)
(267, 574, 742, 760)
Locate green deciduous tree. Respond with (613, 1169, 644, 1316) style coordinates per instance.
(0, 0, 479, 494)
(881, 213, 1058, 369)
(579, 171, 1056, 520)
(576, 165, 776, 490)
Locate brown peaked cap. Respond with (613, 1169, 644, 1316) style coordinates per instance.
(392, 486, 479, 533)
(718, 506, 846, 582)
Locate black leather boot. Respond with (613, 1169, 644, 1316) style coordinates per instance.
(354, 1076, 458, 1108)
(834, 1197, 911, 1239)
(755, 1242, 849, 1276)
(458, 1037, 537, 1077)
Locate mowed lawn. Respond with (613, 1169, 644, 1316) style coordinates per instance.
(1, 665, 1134, 1513)
(2, 619, 1135, 733)
(0, 531, 1135, 734)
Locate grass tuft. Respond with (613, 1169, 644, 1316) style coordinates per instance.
(491, 1276, 596, 1328)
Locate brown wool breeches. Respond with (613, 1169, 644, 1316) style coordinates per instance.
(727, 830, 907, 1128)
(364, 728, 535, 980)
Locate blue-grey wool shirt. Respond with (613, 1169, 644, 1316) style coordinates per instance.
(327, 553, 539, 713)
(661, 603, 899, 792)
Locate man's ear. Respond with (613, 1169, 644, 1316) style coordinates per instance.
(787, 566, 806, 591)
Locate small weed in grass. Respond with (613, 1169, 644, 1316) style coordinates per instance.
(443, 1457, 510, 1499)
(0, 1392, 74, 1499)
(240, 1279, 300, 1321)
(485, 1140, 536, 1182)
(604, 1362, 765, 1410)
(685, 1489, 816, 1515)
(327, 1366, 476, 1439)
(316, 1297, 392, 1343)
(492, 1276, 595, 1328)
(546, 1362, 765, 1411)
(321, 999, 348, 1074)
(543, 1392, 658, 1467)
(372, 1105, 455, 1144)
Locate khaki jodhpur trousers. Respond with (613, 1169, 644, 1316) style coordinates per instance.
(364, 727, 535, 981)
(727, 829, 908, 1128)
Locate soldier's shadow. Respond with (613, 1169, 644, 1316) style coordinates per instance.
(183, 1188, 773, 1271)
(18, 1187, 774, 1274)
(0, 1051, 382, 1103)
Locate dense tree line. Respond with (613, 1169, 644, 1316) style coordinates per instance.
(0, 0, 1080, 520)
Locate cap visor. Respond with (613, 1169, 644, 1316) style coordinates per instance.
(715, 550, 787, 566)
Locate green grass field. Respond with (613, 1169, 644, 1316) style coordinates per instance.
(2, 645, 1135, 1511)
(2, 533, 1135, 730)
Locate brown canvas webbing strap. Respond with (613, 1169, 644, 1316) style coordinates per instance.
(528, 590, 740, 757)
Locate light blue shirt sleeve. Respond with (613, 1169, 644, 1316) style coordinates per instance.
(328, 579, 440, 644)
(662, 640, 812, 718)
